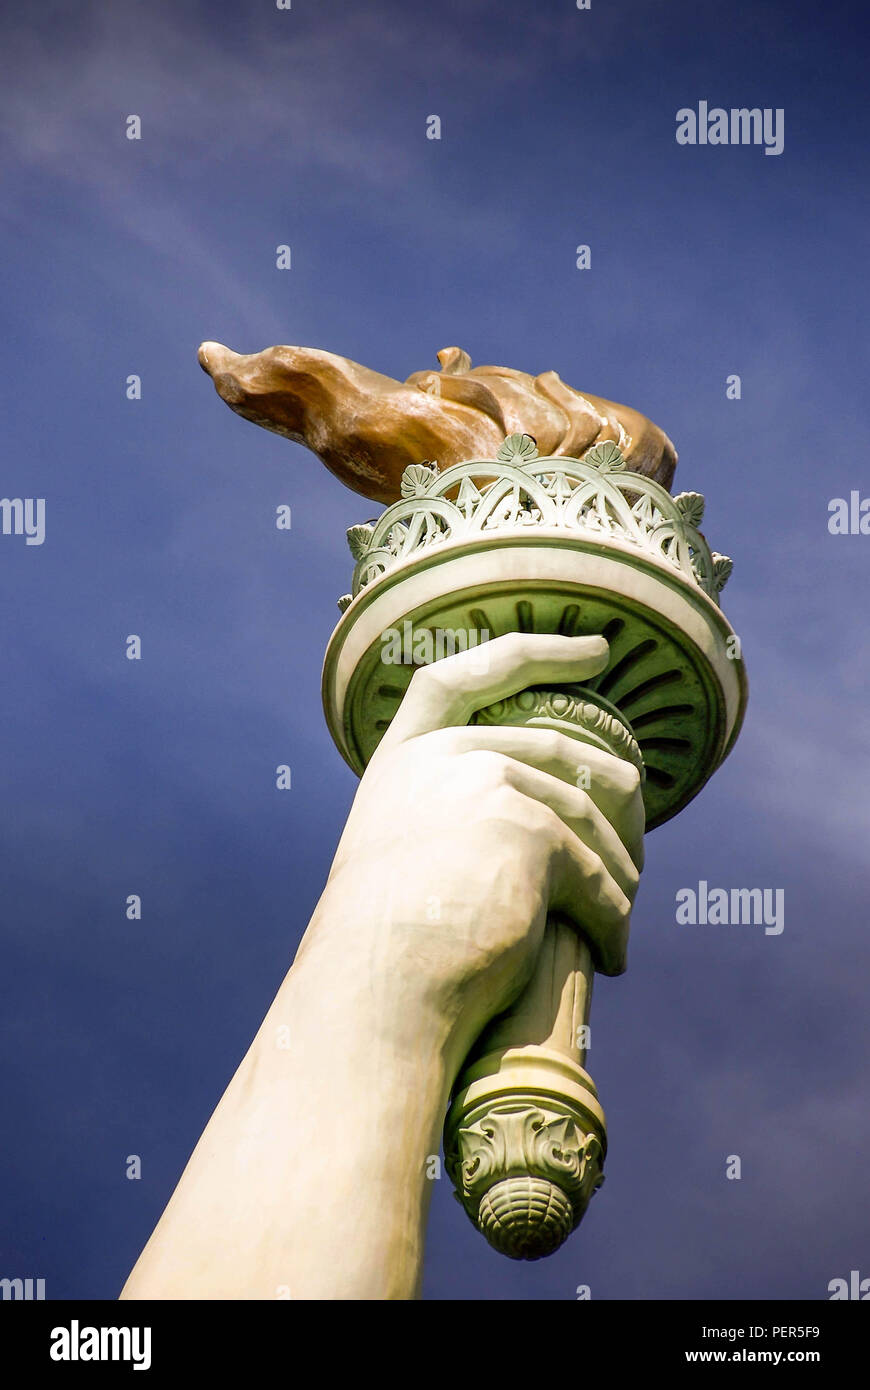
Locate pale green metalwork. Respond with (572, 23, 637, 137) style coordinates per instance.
(338, 435, 732, 613)
(325, 435, 745, 831)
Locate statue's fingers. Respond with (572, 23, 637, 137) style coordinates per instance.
(503, 787, 631, 976)
(429, 724, 644, 870)
(552, 825, 632, 976)
(377, 633, 609, 753)
(490, 755, 640, 902)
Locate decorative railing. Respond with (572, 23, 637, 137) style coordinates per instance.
(338, 434, 732, 611)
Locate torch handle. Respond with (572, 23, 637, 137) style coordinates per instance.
(444, 685, 643, 1259)
(467, 913, 594, 1068)
(443, 914, 606, 1260)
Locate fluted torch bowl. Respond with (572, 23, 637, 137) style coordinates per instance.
(322, 434, 746, 831)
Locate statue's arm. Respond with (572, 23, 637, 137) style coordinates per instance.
(120, 634, 642, 1300)
(120, 889, 453, 1300)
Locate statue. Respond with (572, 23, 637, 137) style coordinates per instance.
(120, 342, 746, 1299)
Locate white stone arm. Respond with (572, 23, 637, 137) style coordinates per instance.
(120, 634, 642, 1299)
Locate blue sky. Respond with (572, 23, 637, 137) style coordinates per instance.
(1, 0, 869, 1300)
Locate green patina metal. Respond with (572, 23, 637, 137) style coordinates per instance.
(323, 435, 747, 831)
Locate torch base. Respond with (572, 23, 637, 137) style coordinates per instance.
(444, 1046, 607, 1260)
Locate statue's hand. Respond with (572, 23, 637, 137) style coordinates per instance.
(308, 633, 644, 1066)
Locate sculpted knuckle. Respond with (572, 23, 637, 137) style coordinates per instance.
(592, 881, 629, 933)
(570, 788, 594, 830)
(479, 782, 529, 831)
(479, 783, 559, 843)
(525, 800, 565, 846)
(624, 764, 643, 796)
(616, 893, 633, 930)
(539, 729, 567, 764)
(459, 748, 510, 790)
(583, 847, 606, 887)
(622, 863, 640, 902)
(599, 757, 640, 800)
(408, 661, 442, 697)
(494, 631, 527, 663)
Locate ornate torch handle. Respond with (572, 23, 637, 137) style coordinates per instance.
(444, 686, 643, 1260)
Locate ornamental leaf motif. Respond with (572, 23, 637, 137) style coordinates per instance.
(584, 439, 624, 471)
(336, 593, 352, 612)
(341, 448, 729, 607)
(400, 461, 439, 498)
(673, 491, 706, 528)
(386, 522, 409, 556)
(496, 433, 539, 464)
(346, 523, 374, 560)
(712, 552, 733, 591)
(457, 475, 483, 517)
(446, 1103, 605, 1212)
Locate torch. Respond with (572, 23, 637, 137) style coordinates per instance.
(199, 342, 748, 1262)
